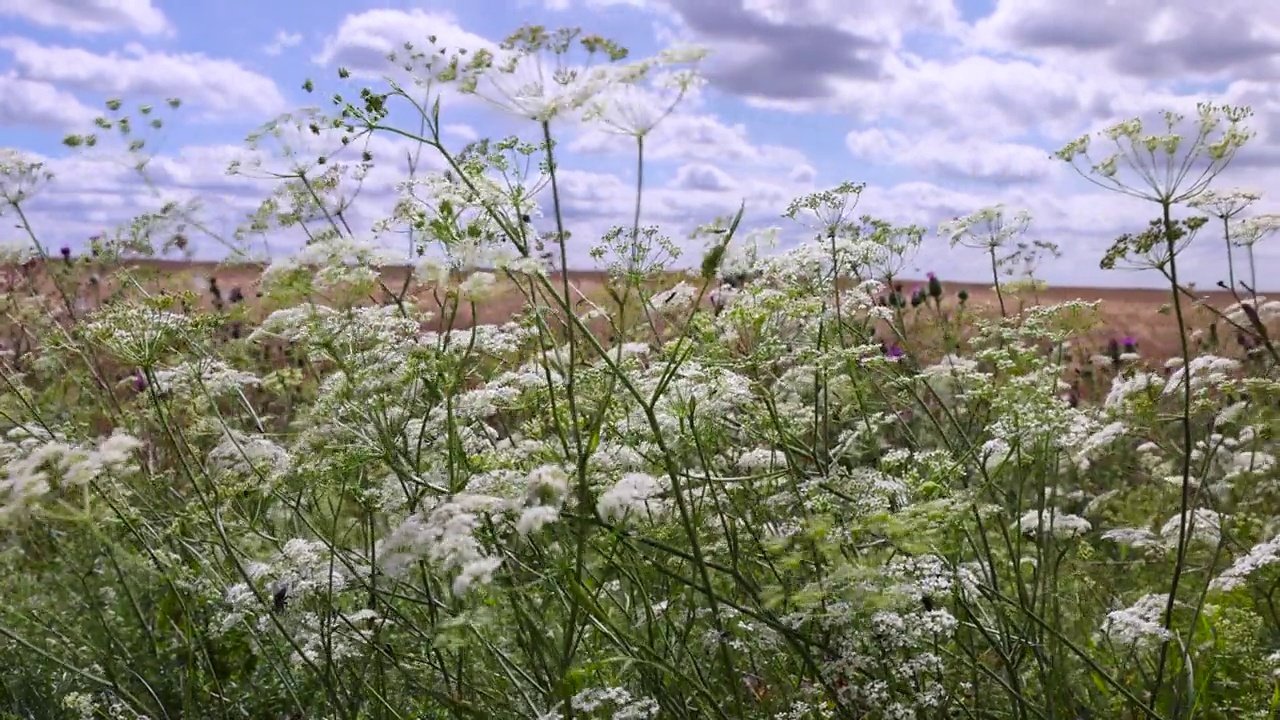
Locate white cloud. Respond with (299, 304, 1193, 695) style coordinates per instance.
(570, 112, 808, 170)
(312, 9, 494, 75)
(972, 0, 1280, 82)
(845, 129, 1057, 184)
(0, 72, 97, 128)
(671, 162, 736, 191)
(263, 30, 303, 57)
(0, 36, 287, 118)
(442, 124, 480, 142)
(0, 0, 169, 36)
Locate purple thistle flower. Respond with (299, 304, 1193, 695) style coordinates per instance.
(886, 344, 905, 359)
(927, 272, 943, 299)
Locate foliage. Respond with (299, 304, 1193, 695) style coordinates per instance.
(0, 23, 1279, 720)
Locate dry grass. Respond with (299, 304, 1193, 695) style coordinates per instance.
(0, 257, 1266, 365)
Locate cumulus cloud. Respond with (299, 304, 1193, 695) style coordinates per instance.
(626, 0, 961, 103)
(0, 37, 286, 118)
(972, 0, 1280, 82)
(671, 162, 736, 191)
(571, 112, 808, 167)
(263, 30, 303, 57)
(312, 9, 494, 76)
(845, 129, 1057, 184)
(0, 72, 97, 128)
(0, 0, 169, 36)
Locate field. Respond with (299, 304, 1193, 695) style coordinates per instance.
(5, 257, 1264, 363)
(3, 33, 1280, 720)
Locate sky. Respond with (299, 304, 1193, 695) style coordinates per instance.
(2, 0, 1280, 288)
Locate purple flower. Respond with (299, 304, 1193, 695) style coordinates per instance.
(926, 272, 943, 299)
(132, 371, 147, 393)
(886, 344, 905, 359)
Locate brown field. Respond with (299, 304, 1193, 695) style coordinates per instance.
(1, 257, 1270, 367)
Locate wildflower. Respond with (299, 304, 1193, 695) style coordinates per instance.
(1188, 187, 1260, 218)
(1232, 213, 1280, 247)
(1017, 509, 1091, 540)
(1159, 507, 1221, 546)
(1211, 534, 1280, 591)
(462, 40, 614, 122)
(1102, 594, 1174, 646)
(927, 271, 943, 299)
(376, 494, 507, 595)
(414, 256, 451, 287)
(598, 472, 667, 521)
(458, 271, 499, 302)
(1102, 527, 1164, 550)
(582, 52, 707, 137)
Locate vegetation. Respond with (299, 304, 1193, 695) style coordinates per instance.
(1, 23, 1279, 720)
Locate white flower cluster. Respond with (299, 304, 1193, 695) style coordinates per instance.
(0, 429, 142, 525)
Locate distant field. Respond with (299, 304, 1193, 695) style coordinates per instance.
(1, 257, 1266, 365)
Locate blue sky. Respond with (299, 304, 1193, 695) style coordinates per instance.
(2, 0, 1280, 288)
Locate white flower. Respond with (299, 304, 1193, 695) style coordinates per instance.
(1232, 213, 1280, 247)
(1102, 594, 1173, 646)
(516, 505, 560, 536)
(0, 238, 35, 265)
(583, 63, 704, 137)
(1017, 509, 1091, 540)
(1102, 527, 1164, 550)
(1159, 507, 1221, 546)
(375, 494, 507, 595)
(598, 472, 667, 521)
(651, 281, 698, 312)
(466, 49, 612, 122)
(458, 271, 499, 301)
(414, 256, 452, 287)
(1188, 187, 1260, 218)
(1211, 534, 1280, 591)
(153, 358, 260, 398)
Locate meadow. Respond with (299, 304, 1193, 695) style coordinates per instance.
(2, 23, 1280, 720)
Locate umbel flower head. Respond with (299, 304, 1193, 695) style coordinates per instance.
(1232, 214, 1280, 247)
(455, 25, 655, 122)
(580, 46, 710, 138)
(1188, 187, 1261, 218)
(1054, 102, 1254, 204)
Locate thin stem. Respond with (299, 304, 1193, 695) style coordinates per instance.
(1149, 199, 1197, 716)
